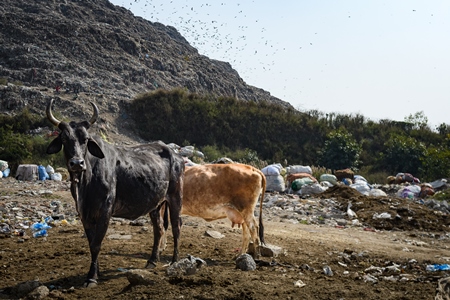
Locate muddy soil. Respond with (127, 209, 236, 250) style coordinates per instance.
(1, 179, 449, 299)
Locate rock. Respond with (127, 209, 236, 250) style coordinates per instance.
(259, 243, 283, 257)
(294, 279, 306, 288)
(205, 230, 225, 239)
(235, 254, 256, 271)
(126, 269, 155, 286)
(25, 285, 49, 300)
(107, 234, 132, 240)
(14, 280, 41, 298)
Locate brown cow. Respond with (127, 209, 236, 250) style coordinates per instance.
(182, 163, 266, 256)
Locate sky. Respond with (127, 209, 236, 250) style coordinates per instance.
(110, 0, 450, 129)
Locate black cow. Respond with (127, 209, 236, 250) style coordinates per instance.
(45, 99, 184, 287)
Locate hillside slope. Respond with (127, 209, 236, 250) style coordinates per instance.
(0, 0, 292, 143)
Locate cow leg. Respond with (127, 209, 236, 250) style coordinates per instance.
(167, 195, 182, 264)
(82, 218, 110, 287)
(146, 205, 165, 268)
(242, 217, 261, 258)
(240, 222, 252, 256)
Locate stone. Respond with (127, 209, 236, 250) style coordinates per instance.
(235, 254, 256, 271)
(205, 230, 225, 239)
(26, 285, 49, 300)
(126, 269, 155, 286)
(259, 243, 283, 257)
(14, 280, 41, 298)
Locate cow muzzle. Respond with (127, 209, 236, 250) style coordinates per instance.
(68, 158, 86, 172)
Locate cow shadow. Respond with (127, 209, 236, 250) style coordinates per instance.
(0, 268, 128, 299)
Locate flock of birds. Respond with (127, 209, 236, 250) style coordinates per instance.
(112, 0, 309, 98)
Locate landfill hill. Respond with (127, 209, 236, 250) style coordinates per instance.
(0, 0, 292, 144)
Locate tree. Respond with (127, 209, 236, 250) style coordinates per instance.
(318, 129, 361, 171)
(420, 146, 450, 181)
(379, 134, 426, 175)
(404, 111, 429, 130)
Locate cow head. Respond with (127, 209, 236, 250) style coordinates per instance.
(46, 99, 105, 174)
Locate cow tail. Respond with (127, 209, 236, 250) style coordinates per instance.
(259, 171, 266, 245)
(163, 202, 169, 231)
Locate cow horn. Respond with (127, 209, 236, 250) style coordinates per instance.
(46, 99, 61, 127)
(89, 102, 99, 125)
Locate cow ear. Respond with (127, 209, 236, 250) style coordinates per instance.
(87, 139, 105, 159)
(47, 136, 63, 154)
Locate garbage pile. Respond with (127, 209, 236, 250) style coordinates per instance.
(0, 179, 77, 239)
(260, 163, 448, 201)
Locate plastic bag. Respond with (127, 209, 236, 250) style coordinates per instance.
(46, 165, 55, 175)
(38, 165, 50, 180)
(292, 177, 315, 191)
(286, 165, 312, 175)
(319, 174, 337, 185)
(261, 164, 282, 176)
(0, 160, 8, 171)
(301, 183, 327, 194)
(50, 173, 62, 181)
(2, 168, 10, 177)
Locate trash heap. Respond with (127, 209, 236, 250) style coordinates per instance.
(0, 179, 77, 239)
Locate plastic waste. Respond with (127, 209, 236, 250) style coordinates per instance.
(33, 229, 48, 238)
(426, 264, 450, 272)
(2, 168, 10, 177)
(31, 222, 51, 231)
(44, 216, 54, 224)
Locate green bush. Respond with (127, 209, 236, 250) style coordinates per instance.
(318, 129, 362, 171)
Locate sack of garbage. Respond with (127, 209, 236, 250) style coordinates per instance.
(334, 168, 354, 181)
(16, 164, 39, 181)
(319, 174, 338, 185)
(301, 183, 328, 195)
(2, 168, 10, 178)
(397, 185, 421, 199)
(46, 165, 55, 175)
(292, 177, 315, 191)
(342, 178, 353, 185)
(286, 173, 317, 184)
(38, 165, 50, 180)
(350, 181, 371, 196)
(354, 175, 368, 183)
(261, 164, 283, 176)
(419, 185, 435, 198)
(0, 160, 8, 172)
(395, 173, 420, 184)
(369, 189, 387, 197)
(265, 174, 285, 192)
(55, 167, 69, 181)
(286, 165, 312, 175)
(50, 173, 62, 181)
(179, 146, 205, 159)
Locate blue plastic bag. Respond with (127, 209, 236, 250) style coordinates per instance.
(2, 168, 10, 177)
(38, 165, 50, 180)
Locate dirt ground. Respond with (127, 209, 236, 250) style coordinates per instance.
(1, 179, 450, 299)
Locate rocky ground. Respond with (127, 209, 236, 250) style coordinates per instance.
(1, 177, 450, 299)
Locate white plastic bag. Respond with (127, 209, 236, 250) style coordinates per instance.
(369, 189, 387, 197)
(46, 165, 55, 175)
(261, 164, 282, 176)
(286, 165, 312, 175)
(51, 173, 62, 181)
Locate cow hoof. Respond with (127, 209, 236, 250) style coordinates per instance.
(83, 279, 98, 288)
(145, 261, 157, 269)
